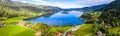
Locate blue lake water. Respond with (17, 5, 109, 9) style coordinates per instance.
(29, 11, 84, 26)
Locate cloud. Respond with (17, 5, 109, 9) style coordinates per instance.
(11, 0, 115, 8)
(33, 0, 48, 3)
(76, 0, 115, 6)
(52, 3, 84, 8)
(31, 0, 50, 5)
(11, 0, 50, 5)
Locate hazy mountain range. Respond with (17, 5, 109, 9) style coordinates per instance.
(0, 0, 108, 12)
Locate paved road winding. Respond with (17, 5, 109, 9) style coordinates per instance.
(63, 24, 84, 36)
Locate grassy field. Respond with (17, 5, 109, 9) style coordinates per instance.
(107, 26, 120, 36)
(49, 26, 72, 33)
(0, 25, 36, 36)
(74, 24, 96, 36)
(3, 17, 27, 23)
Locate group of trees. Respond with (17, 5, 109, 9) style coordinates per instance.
(0, 4, 33, 19)
(0, 4, 18, 18)
(80, 0, 120, 36)
(81, 12, 101, 24)
(80, 11, 120, 36)
(96, 10, 120, 36)
(97, 0, 120, 35)
(98, 10, 120, 27)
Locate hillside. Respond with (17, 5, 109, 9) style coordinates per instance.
(0, 0, 60, 14)
(98, 0, 119, 11)
(0, 0, 62, 20)
(80, 4, 106, 11)
(98, 0, 120, 35)
(61, 4, 106, 11)
(98, 0, 120, 26)
(78, 0, 120, 36)
(0, 0, 119, 36)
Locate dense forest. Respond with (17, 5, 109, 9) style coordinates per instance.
(79, 0, 120, 36)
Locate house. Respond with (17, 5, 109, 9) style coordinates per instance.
(0, 23, 6, 28)
(56, 32, 63, 36)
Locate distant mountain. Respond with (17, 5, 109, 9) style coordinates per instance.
(61, 4, 107, 11)
(80, 4, 107, 11)
(39, 5, 62, 12)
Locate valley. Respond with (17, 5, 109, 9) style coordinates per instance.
(0, 0, 120, 36)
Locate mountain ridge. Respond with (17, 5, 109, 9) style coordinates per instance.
(0, 0, 61, 12)
(61, 4, 107, 11)
(98, 0, 119, 11)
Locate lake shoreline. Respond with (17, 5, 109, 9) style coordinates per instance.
(28, 11, 84, 26)
(24, 12, 57, 21)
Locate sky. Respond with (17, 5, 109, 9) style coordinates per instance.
(11, 0, 115, 8)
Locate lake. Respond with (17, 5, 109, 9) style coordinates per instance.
(29, 11, 84, 26)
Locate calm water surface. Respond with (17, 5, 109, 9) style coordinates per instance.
(29, 11, 84, 26)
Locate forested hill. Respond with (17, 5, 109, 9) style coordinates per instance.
(98, 0, 120, 27)
(0, 0, 61, 13)
(79, 0, 120, 36)
(0, 0, 61, 20)
(61, 4, 106, 11)
(98, 0, 120, 11)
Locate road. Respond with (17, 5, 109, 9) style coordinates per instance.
(63, 24, 84, 36)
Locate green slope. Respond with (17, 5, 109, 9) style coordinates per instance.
(0, 25, 36, 36)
